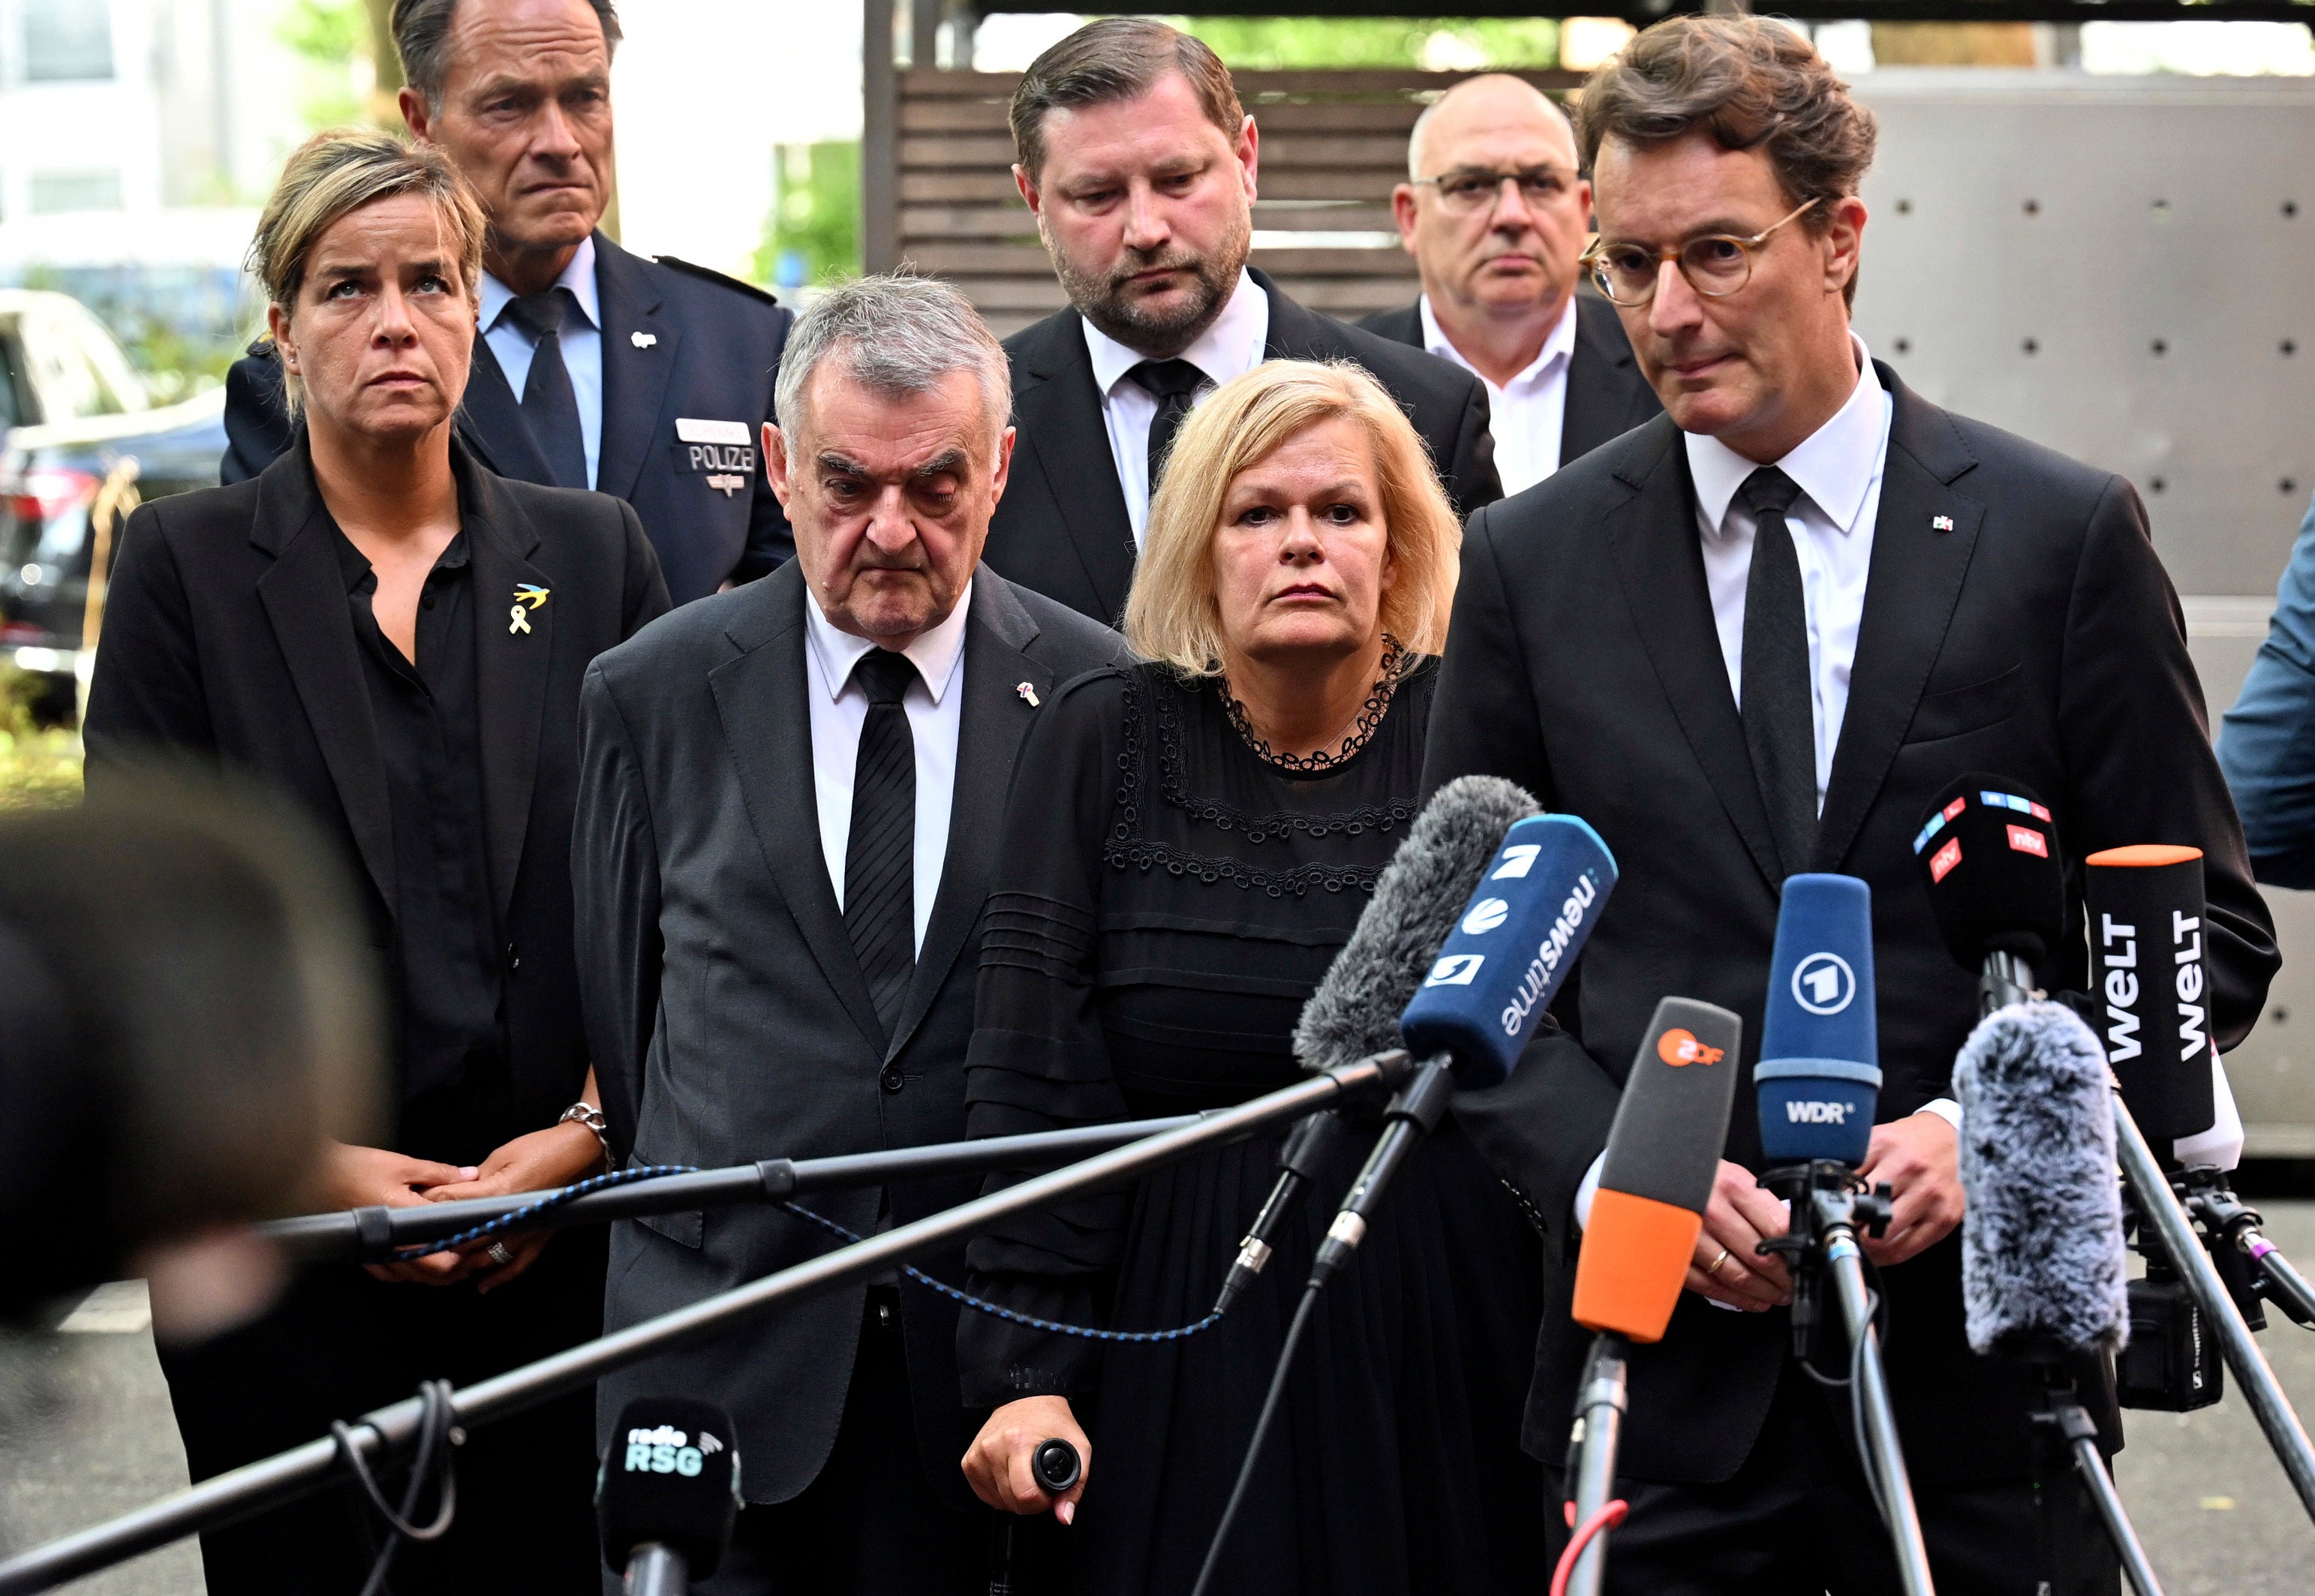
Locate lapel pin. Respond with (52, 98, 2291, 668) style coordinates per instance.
(1017, 682, 1041, 707)
(1932, 515, 1954, 531)
(510, 584, 549, 635)
(631, 331, 657, 349)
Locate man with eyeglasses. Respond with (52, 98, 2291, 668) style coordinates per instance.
(1361, 74, 1660, 494)
(1425, 17, 2272, 1594)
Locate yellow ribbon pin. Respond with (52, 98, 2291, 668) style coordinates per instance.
(510, 584, 549, 635)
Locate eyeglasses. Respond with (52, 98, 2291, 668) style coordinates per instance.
(1411, 165, 1577, 215)
(1580, 198, 1820, 308)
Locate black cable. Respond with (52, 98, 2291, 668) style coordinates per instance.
(331, 1378, 459, 1596)
(1187, 1279, 1326, 1596)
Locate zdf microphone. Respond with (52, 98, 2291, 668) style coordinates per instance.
(598, 1397, 741, 1594)
(1756, 873, 1878, 1168)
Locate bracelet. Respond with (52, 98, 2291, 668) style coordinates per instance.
(558, 1102, 612, 1171)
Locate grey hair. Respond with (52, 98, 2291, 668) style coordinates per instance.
(774, 275, 1012, 447)
(392, 0, 624, 110)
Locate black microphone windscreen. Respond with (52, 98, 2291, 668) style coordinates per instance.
(1913, 773, 2064, 975)
(597, 1396, 741, 1579)
(2083, 845, 2219, 1142)
(1294, 775, 1540, 1073)
(1955, 1002, 2127, 1359)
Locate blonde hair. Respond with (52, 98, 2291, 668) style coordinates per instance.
(1125, 359, 1461, 677)
(249, 128, 486, 417)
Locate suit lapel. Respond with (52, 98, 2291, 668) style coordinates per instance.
(1562, 297, 1643, 466)
(249, 450, 397, 911)
(1814, 369, 1986, 872)
(1012, 318, 1136, 621)
(593, 236, 680, 503)
(461, 454, 555, 927)
(885, 579, 1045, 1059)
(708, 565, 885, 1057)
(458, 335, 554, 486)
(1605, 420, 1786, 891)
(1259, 270, 1341, 361)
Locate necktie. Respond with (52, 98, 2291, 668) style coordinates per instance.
(845, 648, 918, 1044)
(505, 288, 589, 491)
(1129, 359, 1211, 500)
(1737, 467, 1817, 879)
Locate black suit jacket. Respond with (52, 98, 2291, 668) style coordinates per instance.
(1421, 364, 2279, 1488)
(574, 561, 1126, 1506)
(221, 233, 793, 606)
(83, 437, 672, 1141)
(984, 268, 1503, 624)
(1357, 293, 1663, 469)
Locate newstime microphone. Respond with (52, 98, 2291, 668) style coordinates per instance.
(598, 1397, 741, 1594)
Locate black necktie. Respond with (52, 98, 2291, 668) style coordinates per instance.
(1737, 467, 1817, 879)
(845, 649, 918, 1044)
(505, 288, 589, 491)
(1129, 359, 1211, 497)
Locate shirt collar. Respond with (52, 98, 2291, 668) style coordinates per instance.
(1417, 293, 1577, 392)
(479, 233, 600, 335)
(802, 576, 974, 707)
(1084, 269, 1270, 400)
(1686, 333, 1885, 538)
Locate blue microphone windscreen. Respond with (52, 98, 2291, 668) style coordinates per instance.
(1756, 873, 1881, 1166)
(1397, 813, 1618, 1088)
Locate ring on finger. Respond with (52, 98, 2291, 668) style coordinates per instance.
(486, 1241, 515, 1267)
(1706, 1246, 1732, 1280)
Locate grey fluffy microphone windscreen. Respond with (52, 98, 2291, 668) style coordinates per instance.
(1954, 1001, 2129, 1358)
(1293, 775, 1541, 1073)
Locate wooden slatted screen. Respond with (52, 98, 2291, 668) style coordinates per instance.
(884, 67, 1583, 336)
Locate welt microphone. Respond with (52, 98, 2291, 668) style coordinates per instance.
(598, 1397, 742, 1595)
(1755, 873, 1880, 1171)
(2084, 844, 2219, 1145)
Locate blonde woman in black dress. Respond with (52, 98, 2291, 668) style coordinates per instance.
(957, 360, 1544, 1595)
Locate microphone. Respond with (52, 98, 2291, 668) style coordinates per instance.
(597, 1397, 741, 1595)
(2084, 844, 2219, 1144)
(1755, 873, 1880, 1170)
(1912, 773, 2064, 1011)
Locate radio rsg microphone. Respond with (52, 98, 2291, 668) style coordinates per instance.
(1953, 1002, 2128, 1358)
(2085, 844, 2219, 1144)
(598, 1397, 741, 1595)
(1573, 998, 1745, 1342)
(1756, 873, 1880, 1168)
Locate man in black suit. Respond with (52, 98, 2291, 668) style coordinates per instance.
(1424, 19, 2277, 1594)
(1359, 73, 1660, 492)
(221, 0, 795, 604)
(575, 275, 1123, 1594)
(985, 18, 1500, 625)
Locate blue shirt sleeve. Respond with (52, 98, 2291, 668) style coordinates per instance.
(2219, 490, 2315, 886)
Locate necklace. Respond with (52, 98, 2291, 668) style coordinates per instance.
(1219, 636, 1408, 773)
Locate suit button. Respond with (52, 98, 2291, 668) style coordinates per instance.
(880, 1067, 905, 1093)
(505, 942, 520, 972)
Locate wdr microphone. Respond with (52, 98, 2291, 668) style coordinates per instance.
(598, 1397, 741, 1594)
(2085, 844, 2219, 1144)
(1756, 874, 1879, 1168)
(1573, 998, 1744, 1342)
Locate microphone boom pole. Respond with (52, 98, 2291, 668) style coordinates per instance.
(0, 1052, 1415, 1596)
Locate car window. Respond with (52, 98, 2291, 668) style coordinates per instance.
(22, 305, 116, 420)
(70, 308, 146, 414)
(0, 331, 27, 428)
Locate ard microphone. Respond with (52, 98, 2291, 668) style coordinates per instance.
(1756, 874, 1879, 1168)
(598, 1397, 741, 1595)
(1914, 774, 2064, 1010)
(1574, 999, 1744, 1342)
(2085, 845, 2219, 1144)
(1953, 1002, 2128, 1358)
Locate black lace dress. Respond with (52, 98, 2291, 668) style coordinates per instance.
(960, 659, 1544, 1596)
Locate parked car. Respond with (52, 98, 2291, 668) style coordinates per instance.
(0, 290, 227, 713)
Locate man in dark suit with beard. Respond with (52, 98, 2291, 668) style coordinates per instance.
(221, 0, 795, 605)
(574, 275, 1124, 1594)
(1425, 18, 2276, 1594)
(1359, 73, 1660, 492)
(985, 18, 1501, 626)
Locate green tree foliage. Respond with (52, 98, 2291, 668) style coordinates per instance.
(756, 143, 863, 290)
(1171, 17, 1563, 71)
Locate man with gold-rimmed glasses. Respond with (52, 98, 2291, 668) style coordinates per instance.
(1363, 73, 1661, 493)
(1425, 14, 2268, 1594)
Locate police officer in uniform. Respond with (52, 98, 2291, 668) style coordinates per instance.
(221, 0, 794, 605)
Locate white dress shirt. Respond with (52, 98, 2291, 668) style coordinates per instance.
(478, 235, 604, 490)
(1083, 269, 1270, 544)
(801, 582, 972, 955)
(1418, 293, 1577, 496)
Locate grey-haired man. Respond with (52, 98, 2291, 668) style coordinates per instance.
(574, 275, 1124, 1594)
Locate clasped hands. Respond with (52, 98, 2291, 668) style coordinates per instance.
(1685, 1111, 1963, 1312)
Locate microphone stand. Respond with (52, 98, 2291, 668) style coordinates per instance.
(2029, 1371, 2163, 1596)
(1561, 1333, 1630, 1596)
(0, 1052, 1415, 1596)
(1980, 958, 2315, 1527)
(2178, 1171, 2315, 1331)
(623, 1543, 688, 1596)
(1757, 1161, 1936, 1596)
